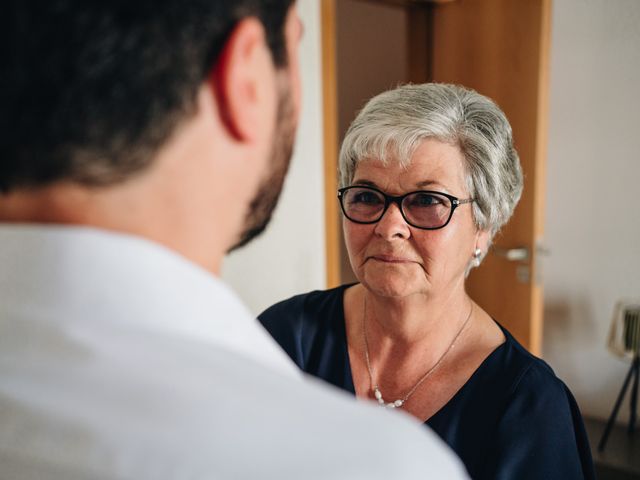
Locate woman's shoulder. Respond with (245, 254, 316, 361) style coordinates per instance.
(478, 324, 595, 479)
(457, 323, 574, 423)
(257, 284, 352, 367)
(258, 284, 350, 329)
(497, 325, 566, 397)
(493, 325, 592, 461)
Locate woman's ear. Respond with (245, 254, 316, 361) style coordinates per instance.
(474, 229, 492, 258)
(206, 17, 276, 143)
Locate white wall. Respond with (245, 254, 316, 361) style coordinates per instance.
(543, 0, 640, 422)
(221, 0, 326, 315)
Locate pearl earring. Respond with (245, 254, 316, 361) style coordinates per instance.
(472, 248, 482, 267)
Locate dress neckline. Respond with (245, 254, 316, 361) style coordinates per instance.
(335, 283, 511, 424)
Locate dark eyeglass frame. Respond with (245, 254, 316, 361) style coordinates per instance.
(337, 185, 475, 230)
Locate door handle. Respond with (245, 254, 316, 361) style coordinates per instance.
(492, 246, 530, 262)
(489, 245, 549, 283)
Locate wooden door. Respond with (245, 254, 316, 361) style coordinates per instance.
(322, 0, 551, 354)
(427, 0, 551, 355)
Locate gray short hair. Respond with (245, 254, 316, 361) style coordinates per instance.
(338, 83, 523, 237)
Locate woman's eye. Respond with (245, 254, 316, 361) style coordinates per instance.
(411, 194, 442, 206)
(352, 191, 382, 205)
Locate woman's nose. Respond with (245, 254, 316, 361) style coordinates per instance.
(373, 203, 411, 240)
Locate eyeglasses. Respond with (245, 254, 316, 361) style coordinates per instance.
(337, 185, 474, 230)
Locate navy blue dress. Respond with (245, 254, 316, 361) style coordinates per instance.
(258, 285, 595, 480)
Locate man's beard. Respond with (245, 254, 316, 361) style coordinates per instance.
(229, 77, 296, 252)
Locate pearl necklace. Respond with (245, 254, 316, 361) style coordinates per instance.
(363, 297, 473, 409)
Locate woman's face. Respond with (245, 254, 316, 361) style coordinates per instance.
(343, 138, 489, 300)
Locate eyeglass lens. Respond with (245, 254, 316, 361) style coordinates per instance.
(341, 187, 453, 229)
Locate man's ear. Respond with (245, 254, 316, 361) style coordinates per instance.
(208, 18, 274, 143)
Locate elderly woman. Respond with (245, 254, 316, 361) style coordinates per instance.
(259, 83, 594, 479)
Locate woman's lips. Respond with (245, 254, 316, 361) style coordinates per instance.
(370, 254, 415, 263)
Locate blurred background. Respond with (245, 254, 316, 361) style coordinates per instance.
(223, 0, 640, 475)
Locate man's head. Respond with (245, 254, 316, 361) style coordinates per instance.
(0, 0, 302, 270)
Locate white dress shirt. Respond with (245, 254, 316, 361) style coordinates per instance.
(0, 225, 467, 479)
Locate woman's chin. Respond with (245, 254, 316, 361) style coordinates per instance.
(360, 272, 426, 299)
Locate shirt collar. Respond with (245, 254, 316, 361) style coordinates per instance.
(0, 224, 299, 377)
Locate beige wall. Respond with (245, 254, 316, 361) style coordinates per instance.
(543, 0, 640, 422)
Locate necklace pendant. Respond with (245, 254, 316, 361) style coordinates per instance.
(373, 387, 404, 409)
(374, 387, 383, 401)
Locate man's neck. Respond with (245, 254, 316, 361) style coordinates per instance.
(0, 180, 227, 275)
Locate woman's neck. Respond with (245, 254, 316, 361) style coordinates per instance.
(357, 283, 473, 373)
(366, 286, 468, 339)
